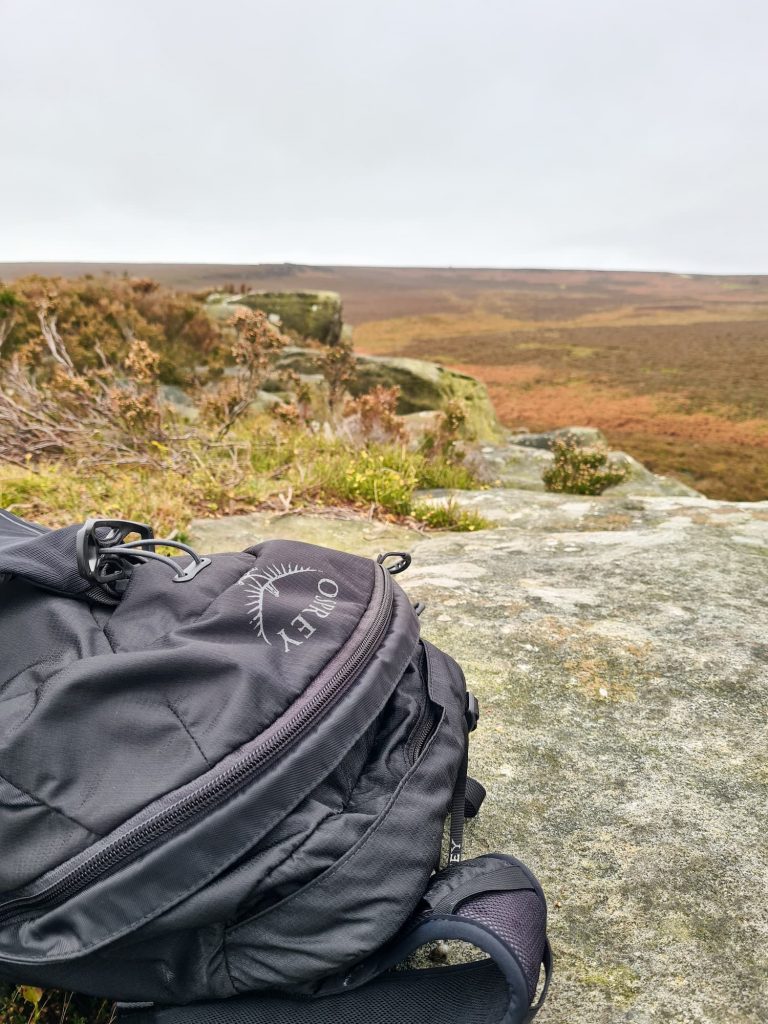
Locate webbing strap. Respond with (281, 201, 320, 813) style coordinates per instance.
(465, 775, 486, 818)
(447, 730, 469, 864)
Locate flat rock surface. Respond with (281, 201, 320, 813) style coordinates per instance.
(470, 440, 702, 497)
(190, 490, 768, 1023)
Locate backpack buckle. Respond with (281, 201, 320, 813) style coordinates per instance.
(76, 517, 210, 596)
(76, 519, 154, 590)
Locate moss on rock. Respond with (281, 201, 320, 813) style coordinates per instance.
(207, 291, 343, 345)
(349, 355, 502, 441)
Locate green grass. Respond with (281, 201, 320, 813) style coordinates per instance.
(412, 499, 490, 531)
(0, 424, 490, 1024)
(0, 419, 489, 536)
(0, 986, 112, 1024)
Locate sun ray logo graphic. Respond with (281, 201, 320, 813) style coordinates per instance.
(237, 563, 320, 644)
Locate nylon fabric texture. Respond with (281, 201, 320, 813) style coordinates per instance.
(0, 511, 551, 1022)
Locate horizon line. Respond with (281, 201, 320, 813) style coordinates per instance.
(1, 259, 767, 280)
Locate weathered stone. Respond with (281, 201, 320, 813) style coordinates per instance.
(189, 488, 768, 1022)
(463, 440, 702, 498)
(190, 509, 416, 557)
(273, 345, 329, 377)
(349, 355, 502, 441)
(464, 441, 556, 491)
(250, 389, 285, 413)
(206, 291, 343, 345)
(269, 349, 502, 441)
(510, 426, 608, 450)
(400, 410, 445, 445)
(605, 451, 702, 498)
(157, 384, 198, 420)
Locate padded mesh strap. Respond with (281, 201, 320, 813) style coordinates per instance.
(121, 961, 511, 1024)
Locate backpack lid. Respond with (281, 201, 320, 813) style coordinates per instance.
(0, 512, 114, 604)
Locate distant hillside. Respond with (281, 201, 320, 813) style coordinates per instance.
(2, 262, 768, 324)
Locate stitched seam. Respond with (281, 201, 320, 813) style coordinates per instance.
(0, 769, 105, 837)
(0, 649, 70, 696)
(166, 701, 212, 768)
(91, 604, 116, 653)
(225, 804, 339, 935)
(219, 925, 239, 996)
(0, 687, 40, 711)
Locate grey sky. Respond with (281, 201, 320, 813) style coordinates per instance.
(1, 0, 766, 272)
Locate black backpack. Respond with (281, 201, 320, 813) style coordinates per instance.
(0, 510, 551, 1024)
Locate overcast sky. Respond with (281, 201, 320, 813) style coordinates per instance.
(1, 0, 766, 272)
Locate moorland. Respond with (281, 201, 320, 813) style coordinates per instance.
(2, 263, 768, 500)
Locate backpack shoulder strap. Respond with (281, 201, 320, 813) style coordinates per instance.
(118, 855, 551, 1024)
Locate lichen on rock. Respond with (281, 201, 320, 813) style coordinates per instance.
(191, 486, 768, 1023)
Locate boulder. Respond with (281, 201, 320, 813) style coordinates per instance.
(272, 345, 330, 377)
(399, 410, 445, 445)
(190, 488, 768, 1023)
(157, 384, 198, 421)
(206, 291, 343, 346)
(467, 438, 702, 497)
(270, 350, 502, 442)
(250, 389, 285, 413)
(509, 426, 608, 450)
(603, 450, 702, 498)
(349, 355, 502, 441)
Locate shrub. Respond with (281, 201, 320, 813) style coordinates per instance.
(198, 309, 292, 437)
(0, 307, 290, 472)
(320, 335, 357, 413)
(543, 438, 628, 495)
(0, 276, 491, 536)
(343, 385, 405, 444)
(419, 399, 469, 459)
(412, 499, 490, 531)
(0, 275, 223, 384)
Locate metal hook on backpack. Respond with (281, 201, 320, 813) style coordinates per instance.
(376, 551, 412, 575)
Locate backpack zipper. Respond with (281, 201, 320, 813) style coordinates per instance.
(406, 645, 438, 766)
(0, 563, 394, 927)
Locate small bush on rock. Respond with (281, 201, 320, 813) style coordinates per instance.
(412, 499, 489, 531)
(343, 385, 405, 444)
(543, 438, 628, 495)
(419, 399, 469, 460)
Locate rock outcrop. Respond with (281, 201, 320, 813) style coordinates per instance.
(272, 348, 503, 441)
(190, 487, 768, 1023)
(471, 431, 701, 498)
(206, 291, 343, 346)
(348, 354, 502, 441)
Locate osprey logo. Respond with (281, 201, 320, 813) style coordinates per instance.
(237, 562, 339, 653)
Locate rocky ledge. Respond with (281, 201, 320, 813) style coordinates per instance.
(191, 487, 768, 1023)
